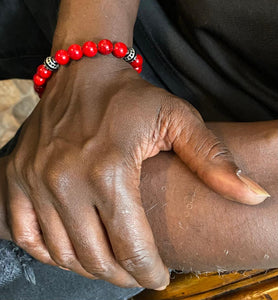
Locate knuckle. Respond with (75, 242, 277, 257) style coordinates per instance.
(205, 140, 232, 162)
(83, 261, 112, 278)
(119, 249, 155, 273)
(119, 250, 166, 288)
(43, 164, 71, 197)
(44, 167, 62, 190)
(13, 234, 35, 250)
(159, 96, 203, 144)
(165, 95, 197, 117)
(194, 130, 232, 161)
(210, 146, 232, 161)
(90, 155, 119, 181)
(41, 151, 75, 190)
(52, 252, 76, 268)
(89, 158, 122, 198)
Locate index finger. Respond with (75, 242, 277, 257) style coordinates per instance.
(95, 164, 170, 290)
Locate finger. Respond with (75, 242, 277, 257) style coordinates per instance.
(33, 202, 97, 279)
(7, 180, 57, 265)
(172, 100, 270, 205)
(94, 162, 170, 290)
(50, 183, 140, 288)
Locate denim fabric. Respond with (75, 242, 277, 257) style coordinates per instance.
(0, 240, 34, 288)
(0, 258, 144, 300)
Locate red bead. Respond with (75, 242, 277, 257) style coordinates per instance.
(130, 54, 143, 68)
(33, 74, 46, 86)
(37, 64, 52, 79)
(98, 39, 113, 55)
(34, 84, 45, 97)
(112, 42, 128, 58)
(68, 44, 83, 60)
(135, 67, 142, 74)
(55, 49, 70, 65)
(82, 41, 98, 57)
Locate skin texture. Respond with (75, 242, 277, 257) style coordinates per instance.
(1, 121, 277, 274)
(141, 121, 278, 271)
(0, 0, 273, 290)
(51, 0, 140, 52)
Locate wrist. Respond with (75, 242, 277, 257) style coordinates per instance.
(52, 31, 135, 56)
(43, 54, 137, 102)
(35, 41, 143, 98)
(51, 0, 140, 54)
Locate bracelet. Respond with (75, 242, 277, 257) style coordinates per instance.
(33, 39, 143, 98)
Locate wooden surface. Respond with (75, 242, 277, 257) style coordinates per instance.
(133, 269, 278, 300)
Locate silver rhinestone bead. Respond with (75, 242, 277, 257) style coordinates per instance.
(44, 56, 59, 71)
(123, 48, 136, 63)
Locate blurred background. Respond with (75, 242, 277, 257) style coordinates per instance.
(0, 80, 39, 148)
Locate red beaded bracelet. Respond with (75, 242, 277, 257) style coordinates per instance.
(33, 39, 143, 98)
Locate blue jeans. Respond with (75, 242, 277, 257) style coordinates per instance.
(0, 257, 143, 300)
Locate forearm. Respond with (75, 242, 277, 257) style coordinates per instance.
(52, 0, 140, 52)
(140, 120, 278, 271)
(0, 121, 277, 270)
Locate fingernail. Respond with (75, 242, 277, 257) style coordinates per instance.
(59, 266, 70, 271)
(155, 285, 168, 291)
(236, 170, 270, 199)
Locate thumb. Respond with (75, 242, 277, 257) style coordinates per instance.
(173, 116, 270, 205)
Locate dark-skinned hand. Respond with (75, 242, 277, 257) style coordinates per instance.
(3, 56, 269, 289)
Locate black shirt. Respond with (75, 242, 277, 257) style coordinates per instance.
(1, 0, 277, 121)
(135, 0, 278, 121)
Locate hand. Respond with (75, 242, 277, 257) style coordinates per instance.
(3, 56, 269, 289)
(0, 157, 11, 241)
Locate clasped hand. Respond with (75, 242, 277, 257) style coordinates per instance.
(2, 57, 267, 289)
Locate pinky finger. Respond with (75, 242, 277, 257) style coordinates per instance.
(7, 180, 57, 266)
